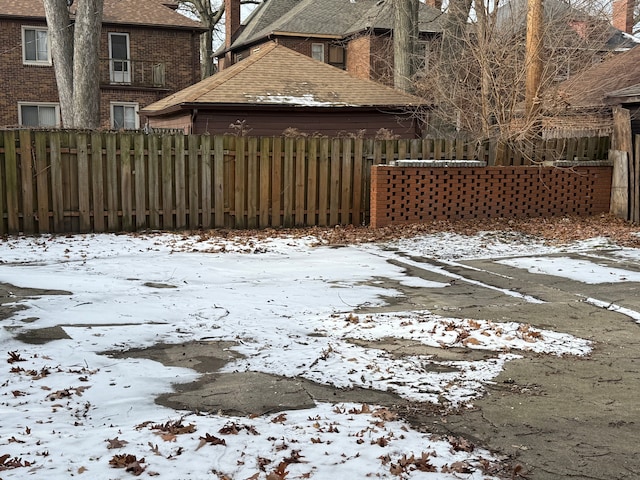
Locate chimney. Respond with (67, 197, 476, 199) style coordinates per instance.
(225, 0, 241, 49)
(424, 0, 442, 10)
(613, 0, 634, 34)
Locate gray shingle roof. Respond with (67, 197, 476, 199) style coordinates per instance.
(144, 42, 425, 114)
(228, 0, 444, 52)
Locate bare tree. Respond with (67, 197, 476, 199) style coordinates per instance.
(416, 0, 614, 146)
(43, 0, 103, 128)
(179, 0, 262, 78)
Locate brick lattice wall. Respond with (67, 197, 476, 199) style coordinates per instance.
(370, 166, 613, 228)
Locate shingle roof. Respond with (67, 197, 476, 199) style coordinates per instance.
(143, 42, 425, 114)
(227, 0, 444, 53)
(558, 45, 640, 106)
(495, 0, 639, 51)
(0, 0, 204, 29)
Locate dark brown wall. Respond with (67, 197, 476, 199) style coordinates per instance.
(370, 165, 613, 228)
(181, 108, 420, 138)
(0, 18, 201, 127)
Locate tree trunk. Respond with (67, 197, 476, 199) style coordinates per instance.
(42, 0, 74, 127)
(393, 0, 418, 93)
(43, 0, 104, 129)
(200, 29, 215, 78)
(73, 0, 103, 128)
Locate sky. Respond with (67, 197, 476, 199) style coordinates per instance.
(0, 229, 639, 479)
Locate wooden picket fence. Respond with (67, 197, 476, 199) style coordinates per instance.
(0, 130, 610, 234)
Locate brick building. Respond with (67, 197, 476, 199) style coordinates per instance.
(0, 0, 204, 129)
(215, 0, 445, 85)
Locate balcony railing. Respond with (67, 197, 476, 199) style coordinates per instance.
(100, 58, 167, 89)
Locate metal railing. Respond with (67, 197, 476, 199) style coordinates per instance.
(100, 58, 167, 88)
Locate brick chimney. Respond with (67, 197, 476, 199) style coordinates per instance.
(225, 0, 241, 49)
(613, 0, 634, 34)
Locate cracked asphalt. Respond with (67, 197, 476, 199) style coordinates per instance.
(4, 246, 640, 479)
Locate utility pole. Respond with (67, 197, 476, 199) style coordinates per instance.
(525, 0, 544, 119)
(393, 0, 418, 93)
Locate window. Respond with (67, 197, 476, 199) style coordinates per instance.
(22, 26, 50, 65)
(311, 43, 325, 62)
(328, 45, 345, 68)
(109, 33, 131, 83)
(19, 103, 60, 127)
(111, 103, 139, 129)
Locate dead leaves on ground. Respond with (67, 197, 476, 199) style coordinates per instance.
(109, 454, 146, 476)
(0, 453, 33, 471)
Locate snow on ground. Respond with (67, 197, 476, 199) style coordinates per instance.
(0, 229, 635, 479)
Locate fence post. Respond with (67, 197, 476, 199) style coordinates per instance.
(610, 149, 629, 220)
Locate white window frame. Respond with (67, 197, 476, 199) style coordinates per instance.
(311, 43, 325, 62)
(22, 26, 51, 66)
(18, 102, 60, 127)
(110, 102, 139, 130)
(108, 32, 131, 84)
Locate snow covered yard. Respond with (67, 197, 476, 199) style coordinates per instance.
(0, 228, 638, 479)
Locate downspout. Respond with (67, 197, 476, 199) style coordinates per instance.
(191, 108, 198, 134)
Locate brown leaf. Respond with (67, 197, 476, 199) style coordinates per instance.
(77, 466, 87, 474)
(106, 437, 128, 449)
(7, 351, 25, 364)
(266, 460, 289, 480)
(196, 433, 226, 451)
(271, 413, 287, 423)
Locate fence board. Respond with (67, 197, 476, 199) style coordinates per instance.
(18, 130, 34, 233)
(341, 138, 352, 225)
(134, 133, 147, 229)
(295, 138, 306, 226)
(174, 135, 186, 229)
(247, 137, 258, 228)
(306, 138, 318, 226)
(34, 132, 50, 233)
(4, 131, 19, 233)
(213, 135, 224, 227)
(62, 132, 75, 232)
(259, 137, 271, 227)
(318, 138, 329, 226)
(188, 135, 200, 229)
(76, 133, 91, 232)
(147, 135, 161, 229)
(50, 131, 64, 232)
(234, 137, 246, 228)
(200, 135, 212, 229)
(161, 134, 174, 229)
(353, 139, 363, 225)
(120, 134, 133, 231)
(282, 138, 294, 227)
(330, 138, 341, 225)
(398, 139, 408, 160)
(91, 133, 105, 232)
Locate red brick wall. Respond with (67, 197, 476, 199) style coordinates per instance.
(370, 165, 612, 228)
(346, 35, 371, 80)
(0, 18, 200, 127)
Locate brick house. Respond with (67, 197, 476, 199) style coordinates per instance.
(215, 0, 445, 85)
(0, 0, 205, 129)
